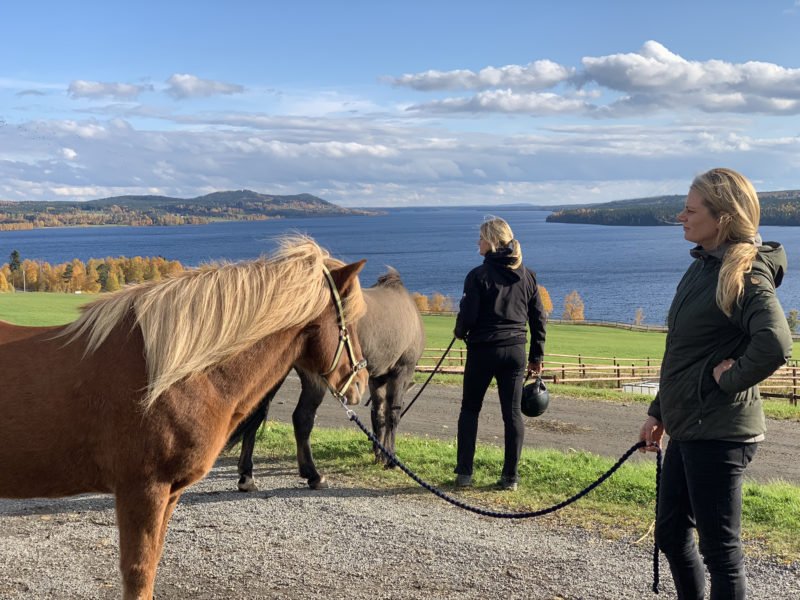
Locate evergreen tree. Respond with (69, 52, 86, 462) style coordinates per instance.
(9, 250, 21, 272)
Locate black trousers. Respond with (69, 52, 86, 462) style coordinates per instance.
(455, 343, 526, 481)
(656, 439, 757, 600)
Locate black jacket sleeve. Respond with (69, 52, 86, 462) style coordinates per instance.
(527, 269, 546, 362)
(718, 278, 793, 393)
(454, 270, 480, 340)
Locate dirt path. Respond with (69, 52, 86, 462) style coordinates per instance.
(267, 374, 800, 484)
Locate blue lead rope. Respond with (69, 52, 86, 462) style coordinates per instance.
(341, 405, 662, 594)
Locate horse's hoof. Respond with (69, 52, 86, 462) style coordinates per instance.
(309, 476, 329, 490)
(383, 461, 397, 470)
(237, 476, 258, 492)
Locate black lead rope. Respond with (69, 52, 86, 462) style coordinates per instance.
(400, 336, 457, 418)
(341, 405, 662, 594)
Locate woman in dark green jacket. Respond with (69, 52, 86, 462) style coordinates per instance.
(638, 168, 792, 599)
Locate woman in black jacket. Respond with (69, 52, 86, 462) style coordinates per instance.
(639, 168, 792, 599)
(453, 216, 547, 491)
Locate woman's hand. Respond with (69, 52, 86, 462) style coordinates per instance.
(713, 358, 735, 384)
(526, 361, 542, 377)
(638, 416, 664, 453)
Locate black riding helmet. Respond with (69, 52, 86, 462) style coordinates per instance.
(521, 376, 549, 417)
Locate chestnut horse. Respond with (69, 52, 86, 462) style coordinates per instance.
(0, 236, 369, 600)
(229, 268, 425, 491)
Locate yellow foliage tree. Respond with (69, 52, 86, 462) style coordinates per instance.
(562, 290, 585, 321)
(429, 292, 453, 313)
(538, 285, 553, 316)
(411, 292, 429, 313)
(0, 269, 10, 292)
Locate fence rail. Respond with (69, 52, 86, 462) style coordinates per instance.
(416, 348, 799, 404)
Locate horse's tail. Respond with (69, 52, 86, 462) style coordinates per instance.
(225, 396, 269, 452)
(373, 266, 404, 288)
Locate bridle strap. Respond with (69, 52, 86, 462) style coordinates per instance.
(320, 266, 367, 401)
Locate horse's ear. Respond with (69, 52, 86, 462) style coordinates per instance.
(330, 259, 366, 294)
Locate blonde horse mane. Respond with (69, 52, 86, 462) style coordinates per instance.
(61, 235, 365, 408)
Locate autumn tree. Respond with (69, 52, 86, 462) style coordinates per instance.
(105, 271, 121, 292)
(429, 292, 453, 313)
(0, 270, 10, 292)
(538, 285, 553, 316)
(411, 292, 429, 313)
(562, 290, 585, 321)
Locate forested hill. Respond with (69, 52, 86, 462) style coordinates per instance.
(546, 190, 800, 226)
(0, 190, 375, 230)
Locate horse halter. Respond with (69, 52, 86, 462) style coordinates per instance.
(320, 265, 368, 402)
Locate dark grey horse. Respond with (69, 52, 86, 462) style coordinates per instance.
(228, 269, 425, 491)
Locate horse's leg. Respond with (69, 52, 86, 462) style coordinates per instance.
(115, 483, 172, 600)
(237, 392, 274, 492)
(381, 365, 415, 469)
(368, 376, 389, 465)
(293, 369, 328, 489)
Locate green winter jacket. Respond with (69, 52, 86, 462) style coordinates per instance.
(648, 242, 793, 441)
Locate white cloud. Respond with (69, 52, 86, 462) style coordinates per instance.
(68, 80, 153, 100)
(408, 90, 590, 114)
(165, 73, 244, 99)
(390, 60, 574, 91)
(394, 41, 800, 117)
(3, 41, 800, 208)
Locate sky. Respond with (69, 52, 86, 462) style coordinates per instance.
(2, 0, 800, 208)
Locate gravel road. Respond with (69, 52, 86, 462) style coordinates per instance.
(1, 379, 798, 599)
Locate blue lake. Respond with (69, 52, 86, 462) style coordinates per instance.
(2, 207, 799, 325)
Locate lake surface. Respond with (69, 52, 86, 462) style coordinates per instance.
(3, 207, 800, 325)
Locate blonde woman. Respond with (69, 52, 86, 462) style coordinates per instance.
(638, 168, 792, 599)
(453, 216, 546, 491)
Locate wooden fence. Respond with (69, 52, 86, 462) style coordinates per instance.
(416, 348, 799, 404)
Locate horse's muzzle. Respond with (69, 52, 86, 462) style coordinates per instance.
(343, 363, 369, 405)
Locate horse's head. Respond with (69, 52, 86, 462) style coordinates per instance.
(296, 259, 369, 406)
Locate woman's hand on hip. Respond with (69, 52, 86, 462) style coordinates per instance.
(713, 358, 735, 384)
(638, 416, 664, 453)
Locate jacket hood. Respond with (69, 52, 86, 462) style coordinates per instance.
(690, 241, 787, 288)
(753, 242, 787, 288)
(483, 248, 522, 284)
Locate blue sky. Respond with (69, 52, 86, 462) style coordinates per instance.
(2, 0, 800, 207)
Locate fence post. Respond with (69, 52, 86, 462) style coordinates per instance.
(616, 365, 622, 389)
(794, 367, 798, 406)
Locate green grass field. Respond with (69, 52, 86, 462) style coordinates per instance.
(3, 292, 799, 420)
(0, 292, 99, 326)
(5, 294, 796, 360)
(423, 313, 669, 360)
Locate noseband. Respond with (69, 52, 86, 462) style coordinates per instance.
(320, 266, 368, 401)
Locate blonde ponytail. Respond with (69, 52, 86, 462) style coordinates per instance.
(691, 168, 760, 316)
(717, 243, 758, 316)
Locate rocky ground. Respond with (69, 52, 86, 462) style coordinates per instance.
(1, 378, 798, 599)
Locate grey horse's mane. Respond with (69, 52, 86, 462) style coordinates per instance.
(373, 267, 404, 288)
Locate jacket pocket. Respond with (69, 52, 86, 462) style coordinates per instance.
(697, 352, 740, 410)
